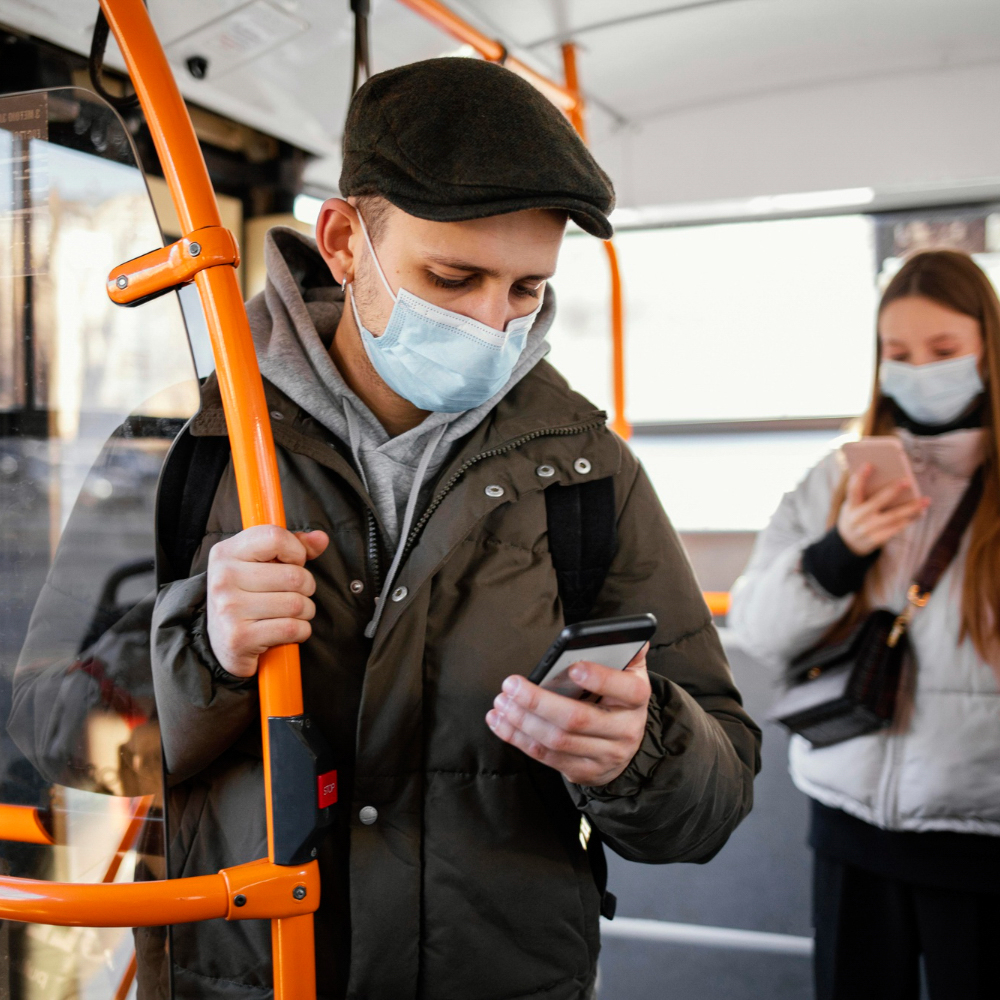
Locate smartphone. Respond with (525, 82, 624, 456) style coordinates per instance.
(842, 437, 922, 501)
(528, 614, 657, 701)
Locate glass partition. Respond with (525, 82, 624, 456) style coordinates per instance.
(0, 88, 199, 1000)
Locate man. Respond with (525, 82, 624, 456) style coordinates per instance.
(151, 58, 760, 1000)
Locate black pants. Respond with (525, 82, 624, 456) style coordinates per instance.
(813, 853, 1000, 1000)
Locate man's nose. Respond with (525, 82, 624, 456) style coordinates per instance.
(464, 289, 518, 332)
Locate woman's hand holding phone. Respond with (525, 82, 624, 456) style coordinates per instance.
(838, 462, 931, 556)
(485, 643, 651, 787)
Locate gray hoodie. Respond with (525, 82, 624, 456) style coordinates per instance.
(246, 227, 555, 632)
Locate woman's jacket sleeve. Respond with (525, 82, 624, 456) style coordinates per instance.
(567, 458, 762, 864)
(728, 451, 854, 668)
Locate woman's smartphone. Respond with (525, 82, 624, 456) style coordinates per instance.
(528, 614, 657, 701)
(842, 438, 922, 501)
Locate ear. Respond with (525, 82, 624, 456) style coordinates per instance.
(315, 198, 360, 285)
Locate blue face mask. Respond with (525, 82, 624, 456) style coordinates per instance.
(879, 353, 984, 425)
(347, 212, 544, 413)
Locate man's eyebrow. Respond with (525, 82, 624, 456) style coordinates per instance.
(424, 253, 553, 282)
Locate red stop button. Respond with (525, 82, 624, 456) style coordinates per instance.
(317, 769, 338, 809)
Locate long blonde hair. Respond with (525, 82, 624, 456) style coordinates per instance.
(832, 249, 1000, 662)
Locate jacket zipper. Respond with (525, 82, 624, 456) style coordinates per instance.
(400, 418, 605, 562)
(365, 507, 382, 594)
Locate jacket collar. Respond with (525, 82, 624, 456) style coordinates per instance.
(896, 427, 986, 480)
(186, 358, 621, 586)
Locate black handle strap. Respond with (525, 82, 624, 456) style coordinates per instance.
(89, 9, 142, 113)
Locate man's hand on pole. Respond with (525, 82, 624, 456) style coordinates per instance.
(486, 644, 651, 786)
(206, 525, 330, 678)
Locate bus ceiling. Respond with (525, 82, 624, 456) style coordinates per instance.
(1, 1, 998, 214)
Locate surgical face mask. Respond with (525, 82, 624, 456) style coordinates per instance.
(347, 213, 543, 413)
(879, 353, 984, 425)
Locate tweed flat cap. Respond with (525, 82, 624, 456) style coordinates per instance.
(340, 57, 615, 239)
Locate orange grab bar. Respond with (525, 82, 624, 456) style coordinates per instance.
(102, 795, 154, 884)
(99, 0, 303, 837)
(602, 240, 629, 439)
(0, 857, 318, 927)
(559, 42, 630, 440)
(113, 953, 138, 1000)
(108, 226, 240, 306)
(703, 592, 732, 617)
(99, 1, 316, 993)
(100, 1, 315, 995)
(0, 3, 315, 997)
(395, 0, 580, 116)
(0, 804, 54, 846)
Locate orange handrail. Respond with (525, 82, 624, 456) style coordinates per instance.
(603, 239, 630, 439)
(395, 0, 580, 116)
(112, 953, 138, 1000)
(102, 795, 154, 884)
(0, 855, 318, 927)
(559, 42, 631, 439)
(0, 804, 54, 845)
(0, 871, 229, 926)
(99, 2, 315, 996)
(0, 3, 317, 998)
(703, 591, 732, 617)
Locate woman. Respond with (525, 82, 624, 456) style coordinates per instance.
(730, 249, 1000, 1000)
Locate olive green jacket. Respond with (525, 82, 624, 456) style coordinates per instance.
(150, 361, 761, 1000)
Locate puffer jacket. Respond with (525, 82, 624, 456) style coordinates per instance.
(729, 427, 1000, 836)
(140, 356, 761, 1000)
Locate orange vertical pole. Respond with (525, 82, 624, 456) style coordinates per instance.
(99, 2, 315, 998)
(561, 43, 631, 439)
(602, 240, 630, 439)
(112, 953, 138, 1000)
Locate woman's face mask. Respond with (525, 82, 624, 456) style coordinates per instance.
(347, 212, 543, 413)
(879, 353, 984, 425)
(878, 295, 985, 425)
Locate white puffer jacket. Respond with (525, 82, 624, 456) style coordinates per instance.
(730, 427, 1000, 835)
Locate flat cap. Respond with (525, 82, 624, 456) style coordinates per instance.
(340, 57, 615, 239)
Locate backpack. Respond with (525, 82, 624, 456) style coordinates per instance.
(156, 428, 619, 919)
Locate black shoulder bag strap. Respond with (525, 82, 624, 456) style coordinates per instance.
(544, 477, 619, 920)
(157, 429, 232, 584)
(887, 463, 985, 647)
(544, 477, 618, 626)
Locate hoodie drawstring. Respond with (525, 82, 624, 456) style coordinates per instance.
(364, 422, 448, 639)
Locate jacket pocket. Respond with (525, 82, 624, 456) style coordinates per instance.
(420, 770, 595, 1000)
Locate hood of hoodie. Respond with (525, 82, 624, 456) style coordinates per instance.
(245, 226, 555, 552)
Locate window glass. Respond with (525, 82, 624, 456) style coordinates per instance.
(548, 214, 878, 423)
(0, 88, 198, 1000)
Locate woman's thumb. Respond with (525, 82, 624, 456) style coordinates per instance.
(847, 463, 870, 505)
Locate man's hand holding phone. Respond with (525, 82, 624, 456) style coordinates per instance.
(486, 643, 651, 787)
(838, 462, 930, 556)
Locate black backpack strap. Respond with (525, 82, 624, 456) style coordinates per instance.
(156, 429, 232, 584)
(544, 476, 619, 920)
(544, 477, 617, 627)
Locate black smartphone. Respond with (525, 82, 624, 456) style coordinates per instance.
(527, 614, 657, 701)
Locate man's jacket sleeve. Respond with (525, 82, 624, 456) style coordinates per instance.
(567, 457, 762, 864)
(152, 570, 260, 784)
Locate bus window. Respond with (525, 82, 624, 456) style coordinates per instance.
(0, 87, 198, 1000)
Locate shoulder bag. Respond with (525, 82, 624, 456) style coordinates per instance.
(767, 465, 984, 748)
